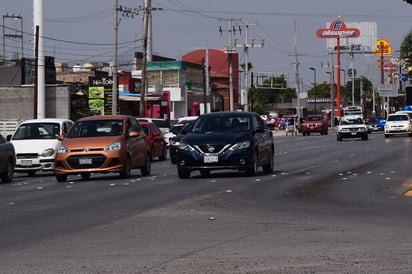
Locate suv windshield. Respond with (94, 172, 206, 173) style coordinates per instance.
(192, 115, 251, 133)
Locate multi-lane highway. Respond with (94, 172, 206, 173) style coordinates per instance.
(1, 131, 411, 273)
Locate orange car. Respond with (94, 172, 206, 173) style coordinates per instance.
(54, 115, 151, 182)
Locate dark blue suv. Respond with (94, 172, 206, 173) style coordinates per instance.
(176, 112, 274, 178)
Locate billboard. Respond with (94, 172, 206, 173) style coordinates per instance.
(326, 22, 377, 54)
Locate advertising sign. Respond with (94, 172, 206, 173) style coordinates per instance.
(375, 39, 392, 56)
(316, 20, 360, 39)
(88, 77, 115, 115)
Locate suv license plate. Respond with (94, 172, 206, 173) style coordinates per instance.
(204, 155, 218, 163)
(79, 158, 92, 165)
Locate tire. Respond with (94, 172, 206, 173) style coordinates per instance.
(120, 155, 131, 178)
(337, 134, 342, 141)
(81, 173, 91, 180)
(178, 168, 190, 179)
(262, 151, 274, 173)
(0, 159, 14, 183)
(384, 134, 390, 138)
(140, 153, 151, 176)
(56, 174, 67, 182)
(159, 146, 167, 161)
(150, 147, 155, 161)
(246, 151, 258, 176)
(362, 134, 368, 141)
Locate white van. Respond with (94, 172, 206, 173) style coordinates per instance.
(8, 118, 73, 176)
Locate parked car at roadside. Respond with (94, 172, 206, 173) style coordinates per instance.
(54, 115, 151, 182)
(384, 113, 412, 138)
(7, 118, 73, 176)
(336, 115, 368, 141)
(139, 121, 167, 161)
(301, 114, 328, 136)
(0, 133, 15, 183)
(176, 111, 274, 179)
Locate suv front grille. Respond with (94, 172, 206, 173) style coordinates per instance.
(196, 144, 227, 154)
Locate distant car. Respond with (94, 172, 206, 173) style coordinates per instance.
(366, 116, 385, 133)
(169, 119, 197, 164)
(0, 133, 15, 183)
(301, 115, 328, 136)
(139, 121, 167, 161)
(8, 118, 74, 176)
(164, 123, 184, 147)
(176, 111, 274, 178)
(54, 115, 151, 182)
(136, 118, 171, 136)
(336, 115, 368, 141)
(384, 113, 412, 138)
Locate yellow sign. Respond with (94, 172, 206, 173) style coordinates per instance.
(375, 39, 392, 56)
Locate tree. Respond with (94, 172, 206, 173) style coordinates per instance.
(400, 29, 412, 78)
(249, 75, 295, 113)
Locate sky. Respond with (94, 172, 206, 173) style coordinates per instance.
(1, 0, 411, 91)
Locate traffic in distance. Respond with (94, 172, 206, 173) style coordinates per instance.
(2, 106, 412, 184)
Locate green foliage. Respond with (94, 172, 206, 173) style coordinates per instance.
(400, 29, 412, 77)
(307, 82, 331, 98)
(249, 75, 296, 113)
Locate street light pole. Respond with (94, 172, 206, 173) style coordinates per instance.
(309, 67, 317, 113)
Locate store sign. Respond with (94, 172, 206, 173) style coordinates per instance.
(375, 39, 392, 56)
(316, 20, 360, 39)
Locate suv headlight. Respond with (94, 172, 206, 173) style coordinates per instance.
(57, 145, 69, 154)
(229, 141, 250, 150)
(105, 141, 121, 151)
(179, 142, 195, 151)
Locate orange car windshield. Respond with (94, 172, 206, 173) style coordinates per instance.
(67, 120, 123, 138)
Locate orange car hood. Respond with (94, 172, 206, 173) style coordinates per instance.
(62, 136, 122, 150)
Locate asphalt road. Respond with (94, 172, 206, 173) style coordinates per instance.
(1, 130, 412, 273)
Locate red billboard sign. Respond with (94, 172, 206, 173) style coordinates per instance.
(316, 20, 360, 39)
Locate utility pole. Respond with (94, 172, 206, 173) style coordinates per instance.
(33, 0, 45, 118)
(235, 23, 263, 111)
(292, 18, 302, 120)
(220, 18, 241, 111)
(139, 0, 161, 117)
(2, 14, 24, 64)
(139, 0, 150, 117)
(114, 2, 139, 115)
(112, 0, 119, 115)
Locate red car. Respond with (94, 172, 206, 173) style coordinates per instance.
(301, 114, 328, 136)
(139, 121, 167, 161)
